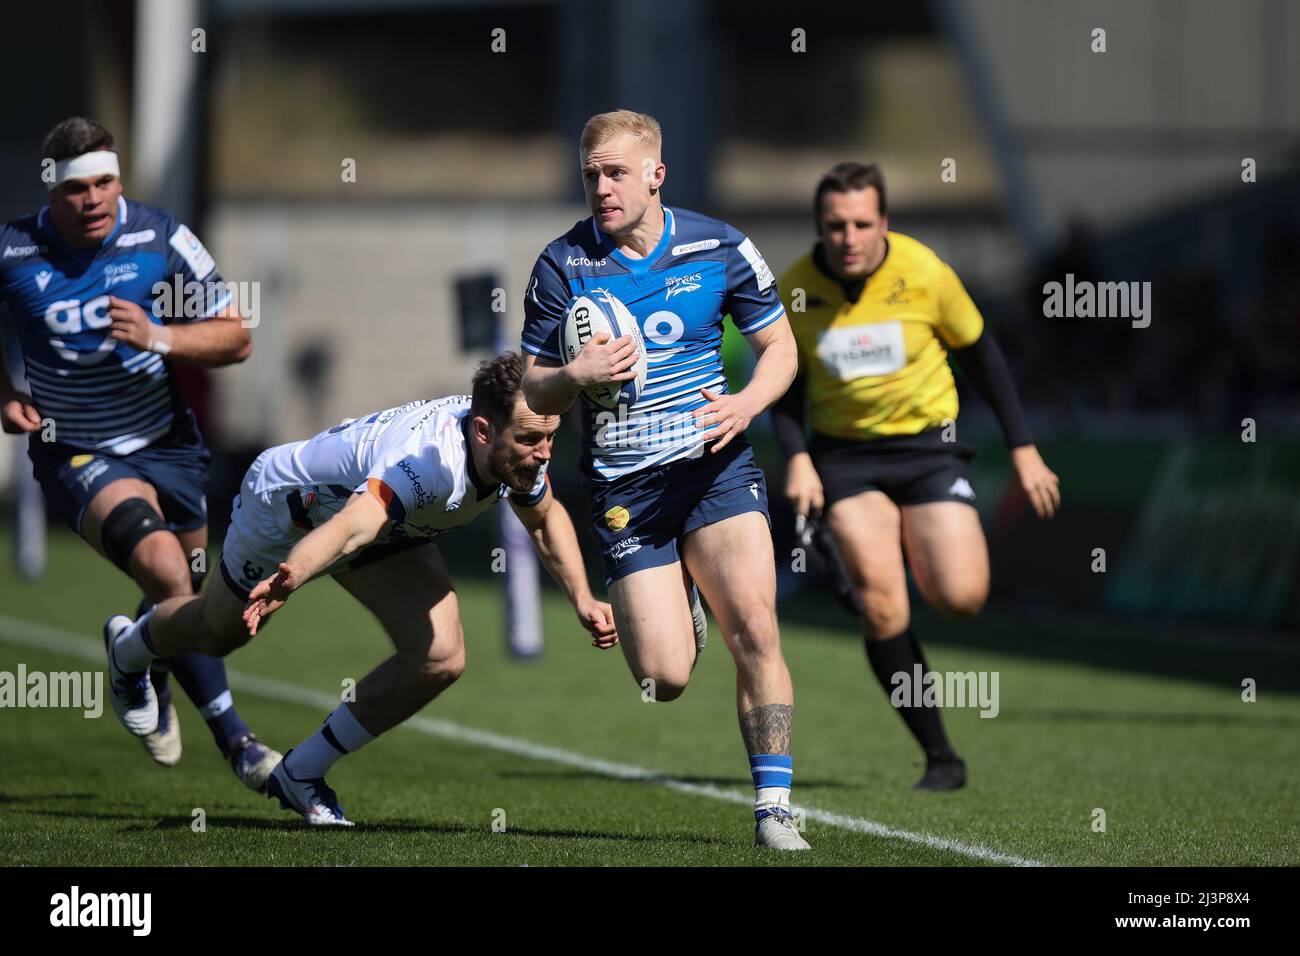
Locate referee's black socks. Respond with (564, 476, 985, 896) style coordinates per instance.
(865, 628, 957, 761)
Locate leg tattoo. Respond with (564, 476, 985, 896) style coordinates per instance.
(740, 703, 794, 756)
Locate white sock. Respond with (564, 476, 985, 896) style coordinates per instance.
(113, 610, 159, 673)
(756, 786, 791, 813)
(286, 705, 375, 779)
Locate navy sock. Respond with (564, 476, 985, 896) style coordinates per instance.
(167, 653, 251, 757)
(150, 660, 173, 707)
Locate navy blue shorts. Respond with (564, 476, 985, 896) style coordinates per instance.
(584, 439, 770, 585)
(28, 410, 211, 536)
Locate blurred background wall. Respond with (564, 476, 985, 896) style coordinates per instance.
(3, 0, 1298, 641)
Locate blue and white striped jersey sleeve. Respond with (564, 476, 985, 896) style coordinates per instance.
(520, 253, 570, 362)
(724, 228, 785, 335)
(162, 216, 230, 323)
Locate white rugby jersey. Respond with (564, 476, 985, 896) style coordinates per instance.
(252, 395, 548, 547)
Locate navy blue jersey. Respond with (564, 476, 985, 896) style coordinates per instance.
(521, 206, 784, 480)
(0, 196, 229, 454)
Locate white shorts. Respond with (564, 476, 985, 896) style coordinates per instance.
(218, 451, 302, 600)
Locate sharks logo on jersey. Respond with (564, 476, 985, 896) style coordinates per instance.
(521, 206, 784, 481)
(0, 196, 230, 455)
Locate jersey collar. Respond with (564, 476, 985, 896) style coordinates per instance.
(103, 195, 128, 245)
(595, 206, 674, 272)
(460, 414, 499, 501)
(39, 195, 128, 253)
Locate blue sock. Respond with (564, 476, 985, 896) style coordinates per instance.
(749, 753, 793, 821)
(167, 653, 251, 757)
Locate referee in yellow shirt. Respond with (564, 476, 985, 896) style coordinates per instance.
(772, 162, 1060, 791)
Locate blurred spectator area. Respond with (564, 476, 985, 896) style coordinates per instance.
(202, 0, 1300, 444)
(0, 0, 1296, 452)
(2, 0, 1298, 637)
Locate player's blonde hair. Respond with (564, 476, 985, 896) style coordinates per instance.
(579, 110, 662, 160)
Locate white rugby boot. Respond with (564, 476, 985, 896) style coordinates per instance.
(755, 810, 811, 851)
(230, 733, 282, 793)
(103, 615, 158, 737)
(139, 700, 182, 766)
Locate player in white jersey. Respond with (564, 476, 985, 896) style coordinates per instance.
(102, 354, 617, 824)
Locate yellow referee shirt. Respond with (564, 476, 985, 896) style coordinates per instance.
(779, 231, 984, 441)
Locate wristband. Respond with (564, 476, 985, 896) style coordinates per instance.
(147, 325, 174, 356)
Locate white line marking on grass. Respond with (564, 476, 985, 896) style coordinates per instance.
(0, 613, 1046, 867)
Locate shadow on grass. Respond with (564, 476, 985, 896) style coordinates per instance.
(117, 815, 728, 844)
(778, 589, 1300, 695)
(997, 708, 1300, 728)
(3, 803, 725, 845)
(493, 768, 855, 790)
(0, 792, 96, 803)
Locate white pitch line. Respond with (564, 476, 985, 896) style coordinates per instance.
(0, 613, 1046, 867)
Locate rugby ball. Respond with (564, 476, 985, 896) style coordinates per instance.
(560, 289, 648, 409)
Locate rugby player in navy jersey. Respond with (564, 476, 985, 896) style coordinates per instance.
(520, 110, 809, 850)
(0, 117, 280, 790)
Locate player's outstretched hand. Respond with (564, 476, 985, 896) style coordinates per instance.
(693, 387, 756, 453)
(577, 598, 619, 649)
(569, 331, 638, 389)
(1010, 445, 1061, 519)
(1, 395, 42, 434)
(242, 562, 300, 636)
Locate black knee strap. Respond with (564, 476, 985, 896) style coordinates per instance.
(101, 497, 167, 571)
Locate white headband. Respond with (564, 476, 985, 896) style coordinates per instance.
(48, 150, 120, 191)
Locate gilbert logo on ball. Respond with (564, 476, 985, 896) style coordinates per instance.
(560, 289, 648, 408)
(605, 505, 631, 532)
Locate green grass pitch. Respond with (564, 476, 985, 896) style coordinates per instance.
(1, 527, 1297, 866)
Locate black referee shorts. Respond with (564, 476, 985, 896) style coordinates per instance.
(809, 427, 977, 510)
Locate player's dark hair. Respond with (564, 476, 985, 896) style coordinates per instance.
(42, 117, 115, 163)
(814, 162, 887, 225)
(471, 351, 525, 428)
